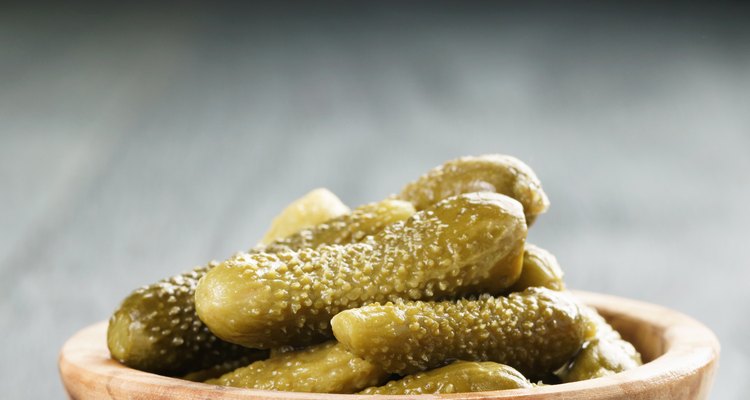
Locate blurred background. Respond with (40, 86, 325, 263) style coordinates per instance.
(1, 2, 748, 398)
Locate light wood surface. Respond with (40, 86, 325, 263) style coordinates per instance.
(58, 291, 719, 400)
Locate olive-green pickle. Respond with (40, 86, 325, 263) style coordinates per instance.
(107, 199, 415, 375)
(105, 153, 644, 394)
(557, 306, 642, 382)
(332, 287, 585, 378)
(195, 192, 527, 349)
(398, 154, 549, 225)
(261, 199, 416, 253)
(508, 243, 565, 292)
(107, 262, 263, 376)
(260, 188, 350, 244)
(360, 361, 532, 395)
(182, 356, 269, 382)
(208, 341, 389, 393)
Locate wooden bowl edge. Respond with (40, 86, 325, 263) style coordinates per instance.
(59, 290, 720, 400)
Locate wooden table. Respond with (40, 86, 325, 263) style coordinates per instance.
(1, 3, 748, 398)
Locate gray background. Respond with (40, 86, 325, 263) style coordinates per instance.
(1, 2, 748, 398)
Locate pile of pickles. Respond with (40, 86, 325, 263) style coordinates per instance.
(107, 154, 642, 395)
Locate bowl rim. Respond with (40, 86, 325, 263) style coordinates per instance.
(59, 290, 720, 399)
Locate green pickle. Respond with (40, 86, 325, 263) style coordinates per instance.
(107, 199, 415, 375)
(261, 199, 416, 253)
(398, 154, 549, 225)
(557, 306, 642, 382)
(195, 192, 527, 349)
(107, 262, 263, 376)
(332, 287, 585, 379)
(508, 244, 565, 292)
(182, 356, 268, 382)
(107, 153, 643, 391)
(260, 188, 350, 244)
(207, 341, 388, 393)
(360, 361, 532, 395)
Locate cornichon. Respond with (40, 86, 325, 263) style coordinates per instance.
(107, 198, 415, 375)
(508, 243, 565, 292)
(261, 199, 415, 253)
(107, 262, 262, 377)
(195, 192, 528, 349)
(398, 154, 549, 225)
(557, 306, 642, 382)
(260, 188, 350, 245)
(182, 355, 268, 382)
(360, 361, 532, 395)
(207, 341, 388, 393)
(332, 287, 585, 379)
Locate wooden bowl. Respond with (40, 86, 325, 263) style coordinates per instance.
(59, 291, 719, 400)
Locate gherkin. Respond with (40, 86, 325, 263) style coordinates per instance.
(398, 154, 549, 225)
(332, 287, 585, 379)
(107, 262, 265, 377)
(208, 341, 388, 393)
(182, 356, 268, 382)
(360, 361, 532, 395)
(261, 199, 415, 253)
(107, 198, 415, 375)
(195, 192, 527, 349)
(508, 244, 565, 293)
(260, 188, 350, 245)
(557, 306, 642, 382)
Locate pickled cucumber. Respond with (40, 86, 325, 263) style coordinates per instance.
(398, 154, 549, 225)
(108, 199, 415, 375)
(207, 341, 388, 393)
(360, 361, 532, 395)
(182, 355, 268, 382)
(508, 244, 565, 292)
(261, 199, 415, 253)
(557, 306, 642, 382)
(195, 192, 527, 349)
(260, 188, 350, 244)
(107, 262, 262, 376)
(332, 287, 585, 378)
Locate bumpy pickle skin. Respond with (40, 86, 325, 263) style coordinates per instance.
(332, 287, 585, 379)
(557, 306, 642, 382)
(107, 198, 414, 375)
(360, 361, 532, 395)
(107, 262, 263, 376)
(207, 341, 388, 393)
(508, 244, 565, 292)
(398, 154, 549, 225)
(195, 192, 527, 349)
(260, 188, 350, 245)
(262, 199, 415, 253)
(182, 356, 269, 382)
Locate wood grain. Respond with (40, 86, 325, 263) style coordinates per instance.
(4, 4, 749, 398)
(58, 291, 719, 400)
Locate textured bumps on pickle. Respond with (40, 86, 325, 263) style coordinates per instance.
(194, 192, 528, 349)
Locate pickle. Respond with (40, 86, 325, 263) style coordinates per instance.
(261, 199, 415, 253)
(107, 199, 414, 375)
(557, 306, 642, 382)
(182, 355, 268, 382)
(508, 244, 565, 292)
(260, 188, 350, 244)
(398, 154, 549, 225)
(207, 341, 388, 393)
(107, 262, 262, 376)
(332, 287, 585, 378)
(268, 345, 299, 358)
(360, 361, 532, 395)
(195, 193, 527, 349)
